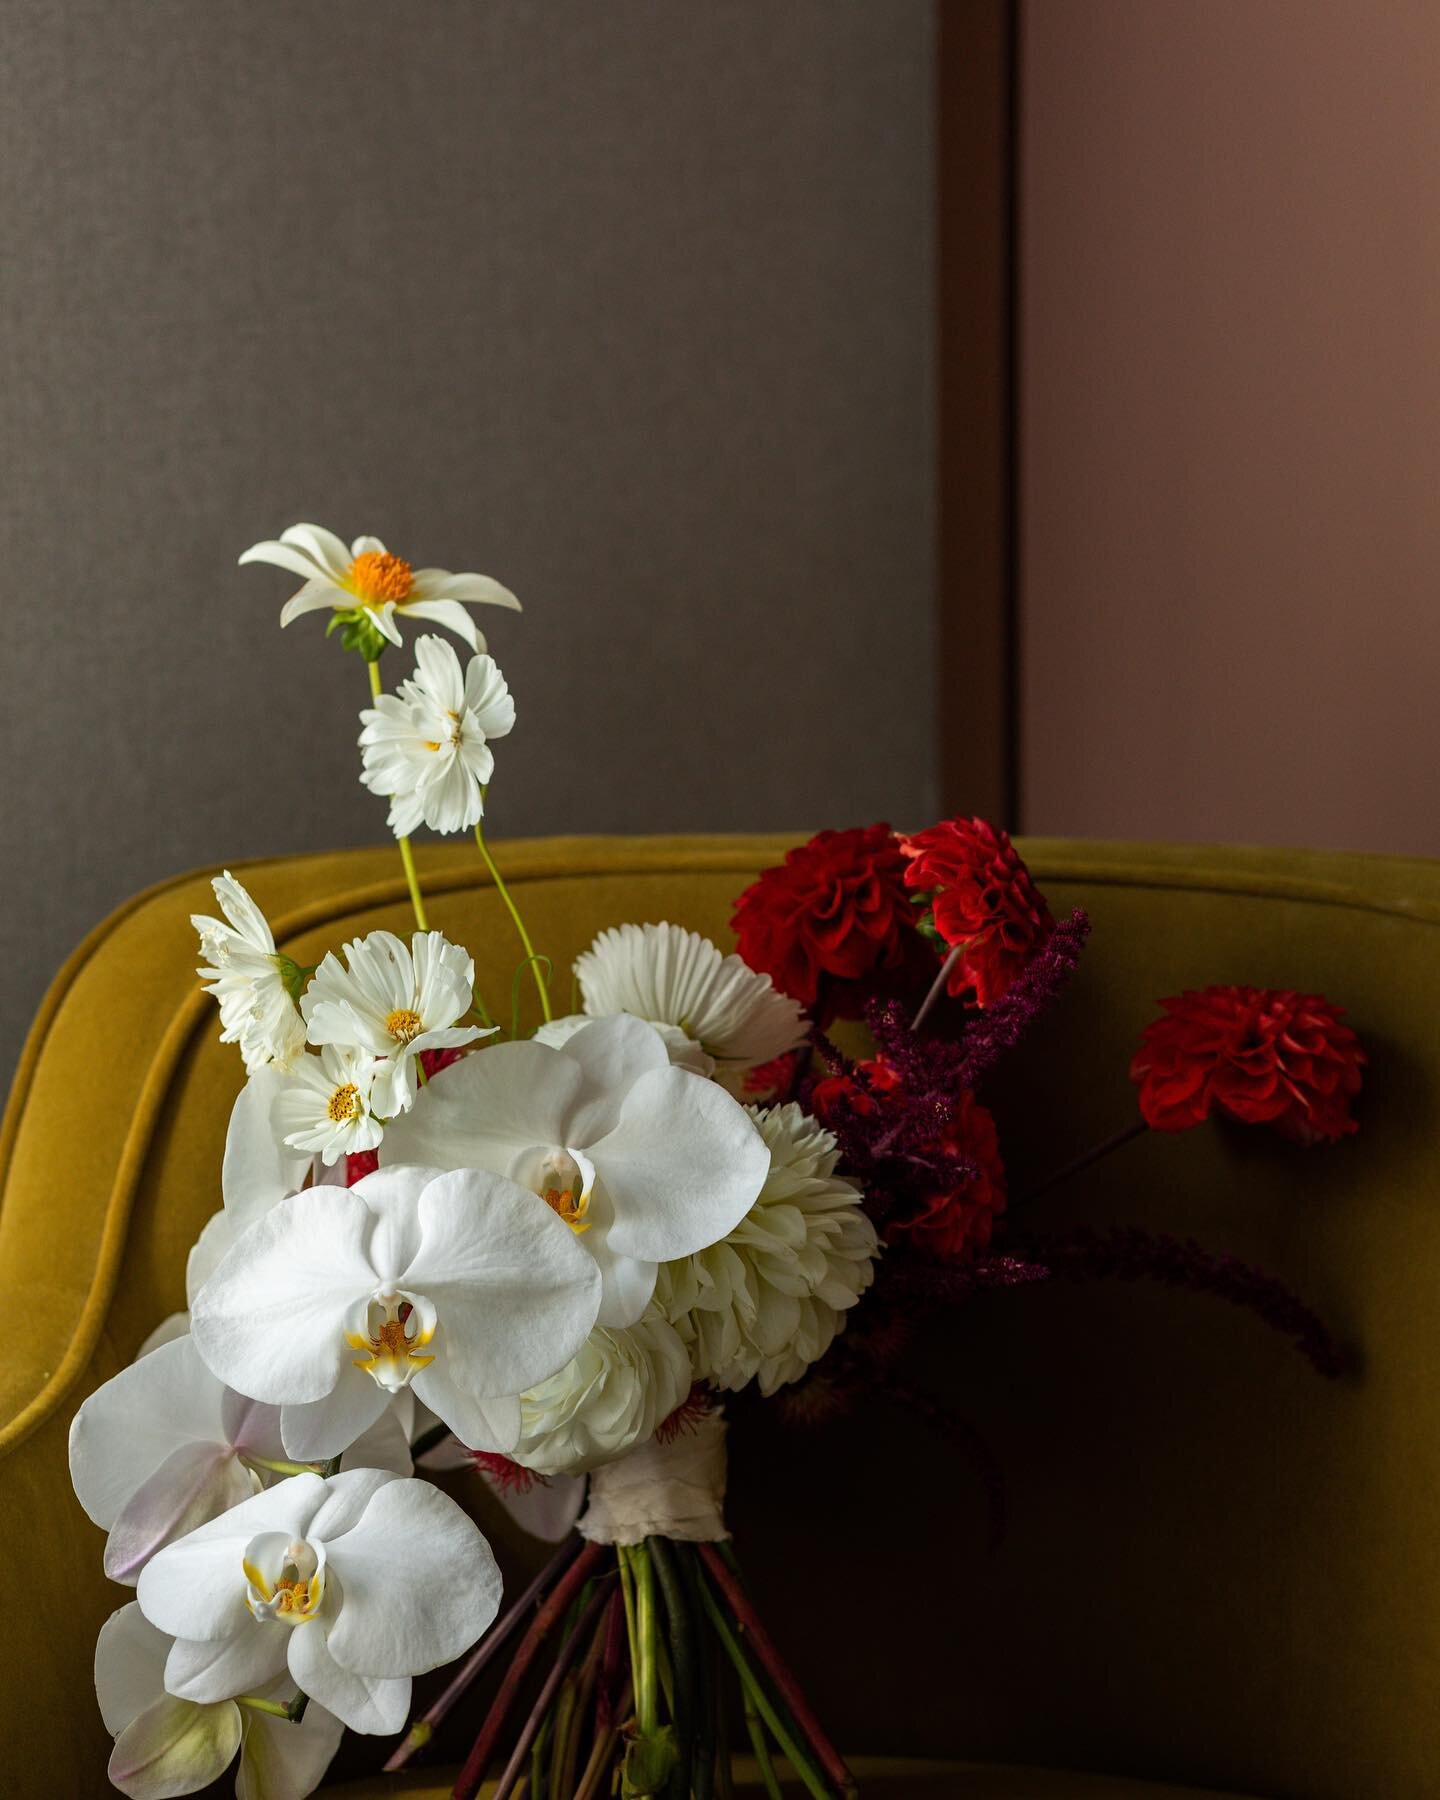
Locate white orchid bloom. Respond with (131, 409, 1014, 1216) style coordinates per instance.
(69, 1334, 412, 1587)
(239, 523, 520, 652)
(300, 928, 491, 1118)
(358, 636, 515, 837)
(189, 1070, 314, 1302)
(573, 922, 809, 1089)
(193, 873, 306, 1075)
(136, 1469, 501, 1736)
(190, 1165, 602, 1460)
(271, 1044, 383, 1167)
(97, 1603, 344, 1800)
(382, 1015, 772, 1329)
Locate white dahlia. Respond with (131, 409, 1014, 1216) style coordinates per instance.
(654, 1103, 877, 1396)
(511, 1306, 693, 1477)
(572, 922, 808, 1087)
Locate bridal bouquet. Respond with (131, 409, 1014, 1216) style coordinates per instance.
(68, 526, 1365, 1800)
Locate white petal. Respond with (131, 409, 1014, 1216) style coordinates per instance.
(104, 1442, 255, 1587)
(70, 1337, 231, 1532)
(306, 1467, 401, 1542)
(191, 1190, 377, 1405)
(186, 1212, 234, 1306)
(590, 1066, 770, 1263)
(278, 584, 343, 628)
(279, 1378, 389, 1464)
(323, 1478, 501, 1677)
(224, 1071, 310, 1235)
(236, 1698, 345, 1800)
(339, 1401, 414, 1476)
(411, 1368, 521, 1453)
(404, 1170, 602, 1398)
(108, 1694, 241, 1800)
(285, 1612, 409, 1735)
(96, 1603, 170, 1736)
(238, 540, 328, 581)
(164, 1628, 288, 1706)
(560, 1015, 673, 1144)
(412, 571, 522, 610)
(481, 1471, 587, 1542)
(281, 524, 353, 577)
(592, 1244, 660, 1331)
(381, 1041, 580, 1175)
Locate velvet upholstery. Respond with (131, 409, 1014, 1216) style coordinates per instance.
(3, 834, 1436, 1799)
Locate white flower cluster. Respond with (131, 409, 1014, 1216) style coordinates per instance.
(76, 544, 878, 1799)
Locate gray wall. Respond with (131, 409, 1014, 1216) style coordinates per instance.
(0, 1, 937, 1096)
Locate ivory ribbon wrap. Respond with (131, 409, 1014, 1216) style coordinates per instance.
(577, 1411, 729, 1545)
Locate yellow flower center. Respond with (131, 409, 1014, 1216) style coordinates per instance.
(244, 1541, 324, 1627)
(385, 1007, 425, 1044)
(542, 1185, 591, 1233)
(347, 550, 415, 608)
(327, 1082, 362, 1123)
(347, 1292, 436, 1391)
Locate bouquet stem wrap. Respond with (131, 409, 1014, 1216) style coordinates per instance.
(577, 1412, 730, 1546)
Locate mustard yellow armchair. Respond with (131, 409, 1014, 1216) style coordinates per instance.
(3, 836, 1436, 1799)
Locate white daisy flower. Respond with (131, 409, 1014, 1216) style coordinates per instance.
(358, 636, 516, 837)
(271, 1044, 382, 1166)
(300, 928, 491, 1118)
(192, 873, 305, 1074)
(572, 922, 809, 1089)
(654, 1102, 878, 1396)
(239, 523, 520, 652)
(511, 1305, 694, 1478)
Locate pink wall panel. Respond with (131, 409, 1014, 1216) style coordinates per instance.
(1021, 0, 1440, 853)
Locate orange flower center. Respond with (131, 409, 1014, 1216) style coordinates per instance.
(542, 1185, 591, 1233)
(347, 550, 415, 608)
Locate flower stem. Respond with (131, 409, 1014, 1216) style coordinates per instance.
(386, 1536, 581, 1773)
(236, 1693, 308, 1722)
(632, 1543, 660, 1740)
(240, 1454, 323, 1479)
(700, 1543, 857, 1800)
(452, 1540, 607, 1800)
(489, 1582, 611, 1800)
(649, 1537, 696, 1800)
(366, 658, 430, 930)
(474, 806, 552, 1023)
(912, 942, 963, 1031)
(1017, 1118, 1149, 1205)
(741, 1684, 783, 1800)
(692, 1555, 836, 1800)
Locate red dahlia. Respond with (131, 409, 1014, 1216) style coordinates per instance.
(1130, 985, 1364, 1144)
(901, 816, 1053, 1008)
(731, 824, 916, 1010)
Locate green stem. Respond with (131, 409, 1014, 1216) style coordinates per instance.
(240, 1454, 321, 1479)
(236, 1693, 308, 1723)
(617, 1544, 641, 1684)
(366, 658, 430, 931)
(632, 1544, 660, 1739)
(475, 807, 552, 1022)
(694, 1571, 832, 1800)
(742, 1686, 783, 1800)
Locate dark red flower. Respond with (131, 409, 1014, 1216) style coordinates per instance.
(344, 1149, 380, 1185)
(731, 825, 916, 1010)
(811, 1052, 1007, 1259)
(901, 816, 1054, 1008)
(1130, 986, 1364, 1144)
(419, 1044, 467, 1081)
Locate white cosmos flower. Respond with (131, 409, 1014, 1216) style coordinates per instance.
(382, 1015, 772, 1330)
(511, 1305, 693, 1477)
(194, 874, 305, 1075)
(239, 523, 520, 652)
(136, 1468, 501, 1736)
(301, 928, 491, 1118)
(572, 922, 809, 1089)
(190, 1164, 602, 1460)
(654, 1103, 878, 1396)
(358, 635, 515, 837)
(97, 1602, 344, 1800)
(272, 1044, 383, 1167)
(70, 1334, 412, 1587)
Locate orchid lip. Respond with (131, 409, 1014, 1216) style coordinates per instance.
(244, 1532, 326, 1627)
(346, 1287, 437, 1392)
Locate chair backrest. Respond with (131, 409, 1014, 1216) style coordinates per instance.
(2, 835, 1436, 1798)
